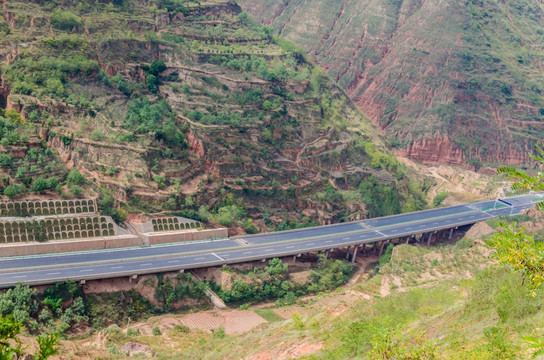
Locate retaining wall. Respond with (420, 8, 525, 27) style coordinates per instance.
(0, 234, 141, 257)
(143, 228, 228, 246)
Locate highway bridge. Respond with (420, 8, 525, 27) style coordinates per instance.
(0, 193, 541, 288)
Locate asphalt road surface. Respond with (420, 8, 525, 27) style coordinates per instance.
(0, 193, 541, 288)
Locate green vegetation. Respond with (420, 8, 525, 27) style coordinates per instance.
(0, 275, 211, 338)
(432, 192, 449, 208)
(216, 257, 354, 306)
(0, 314, 59, 360)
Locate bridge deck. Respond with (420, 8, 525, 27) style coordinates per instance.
(0, 193, 541, 288)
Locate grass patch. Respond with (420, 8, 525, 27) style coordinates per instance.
(253, 308, 283, 323)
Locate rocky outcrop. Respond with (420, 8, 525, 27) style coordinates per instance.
(185, 129, 205, 159)
(396, 136, 465, 166)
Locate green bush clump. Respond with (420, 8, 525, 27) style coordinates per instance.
(50, 10, 82, 30)
(173, 324, 190, 334)
(98, 192, 127, 224)
(67, 169, 85, 186)
(217, 257, 354, 305)
(154, 273, 208, 311)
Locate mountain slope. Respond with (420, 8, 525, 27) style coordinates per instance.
(0, 0, 427, 229)
(239, 0, 544, 167)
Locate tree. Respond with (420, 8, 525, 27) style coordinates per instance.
(146, 74, 157, 93)
(265, 258, 288, 277)
(0, 315, 59, 360)
(149, 60, 167, 76)
(30, 177, 49, 194)
(66, 169, 85, 185)
(490, 145, 544, 292)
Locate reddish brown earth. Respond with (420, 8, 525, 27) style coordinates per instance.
(239, 0, 544, 167)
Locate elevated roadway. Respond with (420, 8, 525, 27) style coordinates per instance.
(0, 193, 541, 288)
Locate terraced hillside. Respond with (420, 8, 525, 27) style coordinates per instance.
(239, 0, 544, 167)
(0, 0, 427, 230)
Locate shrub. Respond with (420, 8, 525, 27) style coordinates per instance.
(432, 192, 448, 208)
(4, 184, 25, 198)
(67, 169, 85, 185)
(149, 60, 167, 76)
(146, 74, 157, 93)
(50, 10, 82, 30)
(31, 177, 49, 193)
(152, 326, 161, 336)
(127, 328, 140, 336)
(90, 130, 106, 142)
(173, 324, 190, 334)
(70, 185, 83, 197)
(213, 326, 226, 339)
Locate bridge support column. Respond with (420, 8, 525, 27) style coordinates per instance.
(179, 269, 185, 274)
(129, 274, 138, 283)
(361, 243, 366, 252)
(351, 246, 358, 263)
(324, 250, 328, 259)
(79, 280, 86, 285)
(378, 241, 386, 257)
(448, 228, 454, 239)
(345, 246, 351, 260)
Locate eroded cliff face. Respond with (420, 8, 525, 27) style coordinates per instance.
(239, 0, 544, 167)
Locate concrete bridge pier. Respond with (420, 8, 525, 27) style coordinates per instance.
(351, 246, 358, 263)
(378, 241, 387, 257)
(345, 246, 352, 260)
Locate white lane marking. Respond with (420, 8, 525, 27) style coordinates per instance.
(167, 260, 179, 264)
(194, 257, 205, 261)
(342, 237, 351, 240)
(46, 272, 60, 275)
(376, 230, 387, 237)
(79, 269, 93, 272)
(286, 246, 295, 249)
(111, 266, 123, 269)
(12, 275, 27, 278)
(264, 248, 274, 252)
(140, 263, 152, 267)
(242, 251, 253, 255)
(324, 240, 333, 243)
(212, 253, 225, 261)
